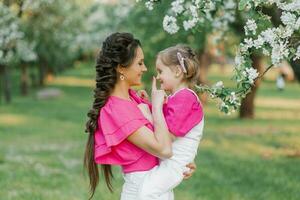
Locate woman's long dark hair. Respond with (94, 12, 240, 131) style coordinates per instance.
(84, 32, 141, 199)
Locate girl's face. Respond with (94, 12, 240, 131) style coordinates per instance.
(120, 46, 147, 86)
(155, 57, 181, 92)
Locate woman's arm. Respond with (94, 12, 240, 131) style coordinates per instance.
(127, 121, 172, 159)
(127, 77, 173, 159)
(137, 103, 153, 124)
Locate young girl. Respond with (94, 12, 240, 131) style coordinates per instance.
(135, 44, 204, 200)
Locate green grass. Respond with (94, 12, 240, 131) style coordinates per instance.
(0, 62, 300, 200)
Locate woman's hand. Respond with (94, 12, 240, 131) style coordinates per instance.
(137, 103, 153, 123)
(151, 77, 166, 110)
(137, 90, 149, 101)
(183, 162, 197, 180)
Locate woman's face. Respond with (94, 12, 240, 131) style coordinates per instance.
(121, 46, 147, 86)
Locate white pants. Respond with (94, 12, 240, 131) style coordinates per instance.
(120, 166, 174, 200)
(137, 160, 185, 200)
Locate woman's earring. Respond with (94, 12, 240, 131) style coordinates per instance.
(120, 74, 125, 80)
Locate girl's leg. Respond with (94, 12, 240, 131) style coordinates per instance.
(120, 171, 148, 200)
(138, 162, 182, 200)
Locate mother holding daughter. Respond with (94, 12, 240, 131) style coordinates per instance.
(84, 32, 204, 200)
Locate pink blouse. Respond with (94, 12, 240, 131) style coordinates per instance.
(94, 89, 158, 173)
(163, 88, 204, 137)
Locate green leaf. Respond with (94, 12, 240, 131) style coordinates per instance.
(238, 0, 248, 11)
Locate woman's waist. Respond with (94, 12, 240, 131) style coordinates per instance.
(122, 153, 158, 173)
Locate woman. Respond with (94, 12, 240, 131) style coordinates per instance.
(84, 32, 196, 199)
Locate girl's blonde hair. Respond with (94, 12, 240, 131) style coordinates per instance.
(157, 44, 200, 88)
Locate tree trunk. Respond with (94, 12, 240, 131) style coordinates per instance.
(0, 64, 12, 103)
(38, 63, 46, 86)
(30, 71, 37, 88)
(20, 64, 29, 96)
(289, 60, 300, 82)
(239, 55, 263, 119)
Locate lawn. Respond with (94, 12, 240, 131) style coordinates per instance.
(0, 62, 300, 200)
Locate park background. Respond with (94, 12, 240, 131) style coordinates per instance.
(0, 0, 300, 199)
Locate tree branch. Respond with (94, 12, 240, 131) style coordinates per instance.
(257, 64, 274, 79)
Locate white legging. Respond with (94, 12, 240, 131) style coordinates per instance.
(120, 167, 174, 200)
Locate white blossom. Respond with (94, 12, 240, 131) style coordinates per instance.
(294, 46, 300, 61)
(163, 15, 179, 34)
(219, 101, 229, 112)
(243, 67, 259, 84)
(235, 51, 245, 69)
(229, 92, 238, 104)
(224, 0, 236, 9)
(253, 36, 265, 49)
(189, 4, 198, 18)
(281, 1, 300, 12)
(280, 12, 297, 27)
(245, 19, 257, 35)
(205, 1, 216, 12)
(183, 17, 198, 30)
(145, 1, 154, 10)
(171, 0, 185, 15)
(192, 0, 201, 9)
(215, 81, 224, 88)
(279, 26, 294, 39)
(223, 12, 235, 23)
(16, 40, 37, 62)
(261, 28, 277, 45)
(244, 38, 254, 49)
(271, 41, 290, 65)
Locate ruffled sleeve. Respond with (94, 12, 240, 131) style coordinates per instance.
(163, 89, 204, 137)
(94, 99, 149, 158)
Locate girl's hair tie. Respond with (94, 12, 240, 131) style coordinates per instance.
(176, 52, 187, 74)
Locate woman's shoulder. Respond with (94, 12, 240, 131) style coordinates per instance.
(100, 95, 144, 123)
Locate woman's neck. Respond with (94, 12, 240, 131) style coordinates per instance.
(111, 81, 131, 100)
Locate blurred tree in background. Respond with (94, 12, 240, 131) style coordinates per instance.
(1, 0, 82, 101)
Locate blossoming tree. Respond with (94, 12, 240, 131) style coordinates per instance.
(136, 0, 300, 117)
(0, 0, 84, 102)
(0, 2, 36, 102)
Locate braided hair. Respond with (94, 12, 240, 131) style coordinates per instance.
(84, 32, 141, 199)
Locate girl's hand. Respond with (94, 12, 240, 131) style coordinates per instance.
(151, 77, 166, 109)
(137, 103, 153, 123)
(183, 162, 197, 180)
(137, 90, 149, 101)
